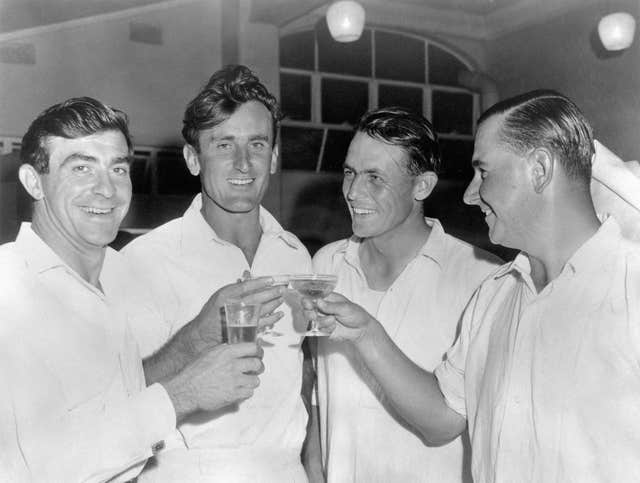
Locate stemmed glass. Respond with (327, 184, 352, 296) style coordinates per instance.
(288, 274, 338, 337)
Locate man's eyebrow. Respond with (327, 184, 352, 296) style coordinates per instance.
(60, 152, 96, 167)
(249, 134, 270, 141)
(342, 163, 384, 175)
(60, 152, 131, 167)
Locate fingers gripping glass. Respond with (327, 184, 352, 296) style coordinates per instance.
(289, 274, 338, 337)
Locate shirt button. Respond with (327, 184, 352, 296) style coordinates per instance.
(151, 440, 165, 455)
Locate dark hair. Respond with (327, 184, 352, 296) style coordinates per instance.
(20, 97, 132, 174)
(354, 107, 440, 176)
(478, 89, 594, 183)
(182, 64, 282, 150)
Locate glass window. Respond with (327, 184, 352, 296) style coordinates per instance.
(378, 84, 423, 114)
(156, 150, 200, 195)
(131, 149, 152, 194)
(432, 90, 473, 135)
(280, 73, 311, 121)
(280, 126, 324, 171)
(321, 78, 368, 125)
(280, 30, 315, 70)
(439, 138, 474, 180)
(322, 129, 354, 172)
(428, 43, 471, 87)
(129, 158, 150, 194)
(317, 21, 371, 77)
(375, 31, 424, 82)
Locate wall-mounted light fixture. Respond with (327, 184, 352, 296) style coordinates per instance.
(598, 12, 636, 51)
(326, 1, 365, 42)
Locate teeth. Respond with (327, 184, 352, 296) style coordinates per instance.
(83, 207, 112, 214)
(229, 178, 252, 185)
(353, 207, 375, 215)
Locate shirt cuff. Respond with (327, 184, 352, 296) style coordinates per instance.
(132, 383, 177, 449)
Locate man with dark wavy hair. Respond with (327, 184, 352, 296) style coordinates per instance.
(308, 106, 500, 482)
(310, 90, 640, 482)
(123, 65, 313, 481)
(0, 97, 269, 481)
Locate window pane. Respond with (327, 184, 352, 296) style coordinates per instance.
(317, 21, 371, 77)
(321, 78, 368, 125)
(280, 126, 324, 171)
(378, 84, 423, 114)
(375, 31, 424, 82)
(156, 150, 201, 195)
(280, 73, 311, 121)
(432, 90, 473, 135)
(280, 30, 315, 70)
(130, 159, 150, 194)
(438, 138, 474, 180)
(428, 43, 471, 87)
(322, 129, 354, 172)
(131, 150, 152, 194)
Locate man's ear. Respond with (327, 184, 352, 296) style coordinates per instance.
(18, 164, 44, 200)
(529, 148, 553, 193)
(270, 144, 279, 175)
(183, 144, 201, 176)
(413, 171, 438, 201)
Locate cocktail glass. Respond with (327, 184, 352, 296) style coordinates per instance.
(289, 274, 338, 337)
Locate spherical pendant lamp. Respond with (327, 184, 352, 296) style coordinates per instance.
(326, 1, 365, 43)
(598, 12, 636, 51)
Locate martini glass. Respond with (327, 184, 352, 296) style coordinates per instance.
(289, 274, 338, 337)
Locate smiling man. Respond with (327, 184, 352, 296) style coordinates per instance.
(308, 107, 500, 482)
(308, 91, 640, 482)
(0, 97, 270, 482)
(122, 65, 313, 482)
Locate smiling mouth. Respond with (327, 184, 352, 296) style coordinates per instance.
(228, 178, 253, 185)
(352, 207, 375, 215)
(81, 206, 114, 215)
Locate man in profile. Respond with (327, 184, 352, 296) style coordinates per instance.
(123, 65, 313, 481)
(311, 91, 640, 482)
(309, 107, 500, 482)
(0, 97, 271, 481)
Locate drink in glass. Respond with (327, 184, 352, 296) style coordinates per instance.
(289, 274, 338, 337)
(224, 299, 261, 343)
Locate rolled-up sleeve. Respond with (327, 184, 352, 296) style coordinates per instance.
(434, 291, 481, 419)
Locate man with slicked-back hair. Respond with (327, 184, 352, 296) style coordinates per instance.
(308, 90, 640, 482)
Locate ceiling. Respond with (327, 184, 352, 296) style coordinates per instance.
(0, 0, 593, 38)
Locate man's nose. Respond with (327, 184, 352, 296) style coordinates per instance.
(233, 147, 250, 172)
(463, 176, 480, 206)
(345, 175, 365, 201)
(93, 170, 115, 198)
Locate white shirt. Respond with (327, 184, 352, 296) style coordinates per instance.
(435, 218, 640, 483)
(122, 194, 312, 482)
(0, 224, 176, 483)
(313, 218, 501, 483)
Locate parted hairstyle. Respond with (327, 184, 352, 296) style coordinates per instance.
(477, 89, 594, 184)
(354, 107, 441, 176)
(20, 97, 132, 174)
(182, 64, 282, 151)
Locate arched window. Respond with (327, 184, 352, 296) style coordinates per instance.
(279, 22, 480, 180)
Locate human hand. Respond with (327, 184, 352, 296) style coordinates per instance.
(302, 292, 377, 342)
(187, 277, 286, 353)
(163, 342, 264, 421)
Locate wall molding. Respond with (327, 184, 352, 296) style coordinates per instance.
(0, 0, 204, 43)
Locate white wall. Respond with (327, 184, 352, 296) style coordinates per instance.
(0, 0, 223, 147)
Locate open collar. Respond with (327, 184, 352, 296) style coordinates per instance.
(178, 194, 302, 253)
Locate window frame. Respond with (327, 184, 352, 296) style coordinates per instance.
(279, 26, 481, 173)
